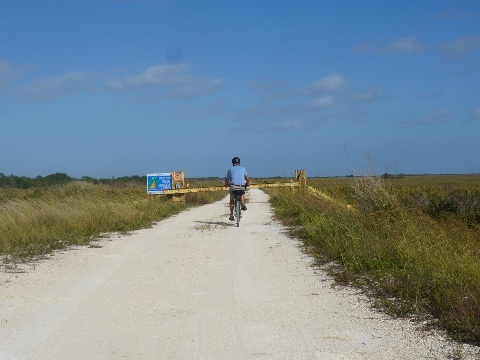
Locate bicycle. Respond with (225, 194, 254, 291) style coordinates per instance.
(230, 185, 246, 227)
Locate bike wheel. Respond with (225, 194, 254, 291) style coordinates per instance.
(235, 198, 241, 227)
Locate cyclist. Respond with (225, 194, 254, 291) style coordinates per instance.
(225, 157, 249, 221)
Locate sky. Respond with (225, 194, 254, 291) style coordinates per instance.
(1, 0, 479, 179)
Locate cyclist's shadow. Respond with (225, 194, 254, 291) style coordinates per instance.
(193, 220, 232, 226)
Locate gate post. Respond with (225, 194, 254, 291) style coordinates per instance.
(295, 170, 307, 187)
(172, 171, 185, 189)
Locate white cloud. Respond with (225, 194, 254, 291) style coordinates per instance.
(404, 109, 451, 126)
(0, 61, 21, 89)
(106, 64, 187, 90)
(470, 108, 480, 121)
(305, 95, 335, 109)
(0, 61, 19, 80)
(106, 63, 224, 97)
(442, 34, 480, 54)
(246, 79, 284, 92)
(173, 78, 224, 98)
(19, 72, 93, 100)
(422, 109, 451, 124)
(382, 37, 421, 53)
(437, 8, 474, 20)
(301, 74, 347, 95)
(351, 87, 386, 102)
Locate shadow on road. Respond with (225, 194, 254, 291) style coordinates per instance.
(193, 220, 232, 226)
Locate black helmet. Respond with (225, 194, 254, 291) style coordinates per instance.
(232, 157, 240, 165)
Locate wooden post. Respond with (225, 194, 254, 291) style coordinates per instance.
(172, 171, 185, 189)
(295, 170, 307, 187)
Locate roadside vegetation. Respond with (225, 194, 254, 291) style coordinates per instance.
(0, 175, 226, 261)
(265, 174, 480, 345)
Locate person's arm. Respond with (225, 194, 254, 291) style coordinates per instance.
(225, 169, 231, 187)
(245, 173, 250, 187)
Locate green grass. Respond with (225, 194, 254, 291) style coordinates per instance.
(265, 175, 480, 345)
(0, 181, 226, 260)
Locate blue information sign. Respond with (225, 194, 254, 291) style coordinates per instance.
(147, 173, 172, 194)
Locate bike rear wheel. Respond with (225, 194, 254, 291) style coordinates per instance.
(235, 197, 241, 227)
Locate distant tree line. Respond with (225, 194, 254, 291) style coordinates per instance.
(0, 172, 146, 188)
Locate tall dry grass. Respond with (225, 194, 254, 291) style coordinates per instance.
(265, 175, 480, 344)
(0, 181, 226, 259)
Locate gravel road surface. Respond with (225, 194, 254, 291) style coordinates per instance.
(1, 189, 479, 359)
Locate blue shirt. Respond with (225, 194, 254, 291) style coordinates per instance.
(226, 166, 247, 185)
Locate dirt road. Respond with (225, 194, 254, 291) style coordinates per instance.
(0, 189, 478, 359)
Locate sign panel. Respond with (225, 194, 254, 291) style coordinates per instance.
(147, 173, 172, 194)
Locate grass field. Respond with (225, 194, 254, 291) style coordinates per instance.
(3, 173, 480, 345)
(265, 174, 480, 345)
(0, 180, 226, 260)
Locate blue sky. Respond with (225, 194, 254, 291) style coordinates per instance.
(1, 0, 479, 179)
